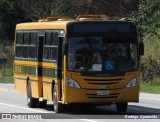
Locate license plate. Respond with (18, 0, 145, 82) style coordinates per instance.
(97, 91, 110, 95)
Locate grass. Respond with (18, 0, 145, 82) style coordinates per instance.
(0, 77, 13, 84)
(140, 30, 160, 94)
(0, 67, 13, 84)
(140, 77, 160, 94)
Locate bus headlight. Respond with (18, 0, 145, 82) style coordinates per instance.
(126, 77, 140, 88)
(66, 77, 80, 88)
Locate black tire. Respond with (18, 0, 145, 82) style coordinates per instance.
(53, 84, 64, 113)
(38, 100, 47, 108)
(116, 102, 128, 113)
(27, 81, 38, 108)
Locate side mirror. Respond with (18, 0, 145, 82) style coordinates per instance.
(62, 41, 67, 55)
(139, 42, 144, 56)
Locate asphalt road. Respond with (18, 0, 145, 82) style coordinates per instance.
(0, 83, 160, 122)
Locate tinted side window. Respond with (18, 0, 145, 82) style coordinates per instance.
(43, 47, 50, 60)
(45, 32, 51, 45)
(23, 33, 30, 45)
(43, 32, 51, 60)
(50, 31, 59, 61)
(29, 32, 37, 59)
(43, 31, 59, 62)
(30, 33, 37, 45)
(15, 32, 23, 58)
(51, 32, 58, 45)
(15, 46, 22, 58)
(16, 33, 23, 44)
(28, 47, 37, 59)
(50, 47, 58, 60)
(21, 32, 30, 59)
(22, 46, 28, 58)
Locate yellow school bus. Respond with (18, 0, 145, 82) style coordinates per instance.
(14, 15, 144, 113)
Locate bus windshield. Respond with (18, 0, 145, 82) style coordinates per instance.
(67, 37, 137, 72)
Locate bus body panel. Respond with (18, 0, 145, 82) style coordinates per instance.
(14, 77, 26, 95)
(14, 60, 42, 98)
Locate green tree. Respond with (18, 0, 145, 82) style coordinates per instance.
(0, 0, 29, 40)
(132, 0, 160, 38)
(20, 0, 55, 20)
(51, 0, 79, 17)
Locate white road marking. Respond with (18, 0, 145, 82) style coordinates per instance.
(140, 97, 160, 101)
(0, 102, 51, 113)
(80, 119, 99, 122)
(0, 102, 99, 122)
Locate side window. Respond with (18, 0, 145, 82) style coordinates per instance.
(30, 33, 37, 45)
(50, 47, 58, 60)
(43, 47, 50, 60)
(28, 32, 37, 59)
(43, 32, 51, 60)
(15, 32, 23, 58)
(51, 32, 58, 45)
(23, 33, 30, 45)
(15, 46, 22, 58)
(45, 32, 51, 45)
(50, 31, 58, 61)
(15, 31, 38, 60)
(22, 33, 29, 59)
(16, 33, 23, 45)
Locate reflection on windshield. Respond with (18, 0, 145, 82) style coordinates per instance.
(67, 37, 137, 72)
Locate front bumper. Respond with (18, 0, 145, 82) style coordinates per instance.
(65, 86, 140, 103)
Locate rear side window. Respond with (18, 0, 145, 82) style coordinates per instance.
(15, 31, 38, 60)
(15, 33, 23, 58)
(28, 32, 37, 59)
(16, 33, 23, 45)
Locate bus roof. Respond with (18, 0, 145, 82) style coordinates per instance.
(16, 15, 135, 31)
(16, 21, 73, 31)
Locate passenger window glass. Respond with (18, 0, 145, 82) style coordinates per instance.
(51, 32, 58, 45)
(30, 33, 37, 45)
(23, 33, 30, 45)
(15, 46, 21, 58)
(45, 32, 51, 45)
(29, 47, 37, 59)
(22, 46, 28, 58)
(16, 33, 23, 44)
(50, 47, 58, 60)
(43, 47, 50, 60)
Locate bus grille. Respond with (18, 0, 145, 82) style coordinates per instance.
(84, 78, 122, 81)
(84, 78, 123, 84)
(84, 78, 124, 89)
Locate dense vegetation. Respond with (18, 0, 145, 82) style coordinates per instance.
(133, 0, 160, 84)
(133, 0, 160, 38)
(0, 0, 159, 88)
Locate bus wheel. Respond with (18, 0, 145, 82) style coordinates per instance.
(116, 102, 128, 113)
(27, 81, 38, 108)
(53, 85, 64, 113)
(38, 100, 47, 108)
